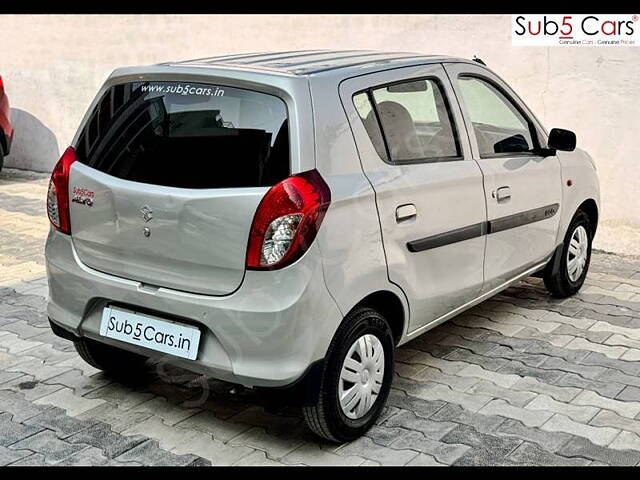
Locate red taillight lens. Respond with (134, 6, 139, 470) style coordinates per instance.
(246, 169, 331, 270)
(0, 76, 4, 90)
(47, 147, 77, 234)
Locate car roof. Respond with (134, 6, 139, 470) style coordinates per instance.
(160, 50, 475, 79)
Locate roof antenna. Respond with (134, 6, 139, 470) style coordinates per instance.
(472, 55, 487, 66)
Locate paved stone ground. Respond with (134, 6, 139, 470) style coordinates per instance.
(2, 167, 640, 466)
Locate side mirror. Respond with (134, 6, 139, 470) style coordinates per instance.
(548, 128, 576, 152)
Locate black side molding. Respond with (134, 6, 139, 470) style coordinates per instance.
(407, 203, 560, 253)
(407, 222, 488, 253)
(488, 203, 560, 234)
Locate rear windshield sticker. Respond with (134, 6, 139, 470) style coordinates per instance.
(139, 83, 225, 97)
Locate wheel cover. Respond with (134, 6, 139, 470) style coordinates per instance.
(338, 333, 385, 420)
(567, 225, 589, 282)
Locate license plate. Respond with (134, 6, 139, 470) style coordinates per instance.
(100, 306, 201, 360)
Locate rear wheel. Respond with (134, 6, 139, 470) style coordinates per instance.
(544, 209, 593, 298)
(74, 337, 147, 379)
(0, 149, 4, 173)
(303, 307, 395, 442)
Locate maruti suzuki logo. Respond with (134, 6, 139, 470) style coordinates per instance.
(140, 205, 153, 223)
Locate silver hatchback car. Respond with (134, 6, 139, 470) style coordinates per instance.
(45, 50, 600, 442)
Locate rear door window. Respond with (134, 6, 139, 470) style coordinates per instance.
(75, 81, 289, 188)
(354, 78, 461, 164)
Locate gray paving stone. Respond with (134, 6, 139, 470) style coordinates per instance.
(495, 418, 573, 452)
(559, 435, 640, 466)
(580, 351, 640, 377)
(337, 436, 418, 466)
(56, 446, 114, 466)
(386, 389, 446, 419)
(508, 441, 590, 466)
(616, 385, 640, 403)
(25, 406, 99, 439)
(390, 429, 470, 464)
(553, 372, 626, 399)
(364, 425, 408, 447)
(407, 339, 459, 359)
(484, 344, 549, 368)
(440, 423, 522, 459)
(0, 412, 43, 447)
(1, 320, 48, 340)
(66, 422, 147, 458)
(44, 369, 112, 396)
(383, 409, 457, 440)
(443, 347, 509, 371)
(498, 361, 567, 384)
(0, 445, 32, 466)
(113, 439, 201, 466)
(5, 452, 46, 466)
(437, 333, 499, 356)
(0, 389, 53, 422)
(576, 308, 640, 329)
(599, 369, 640, 389)
(429, 403, 506, 434)
(9, 430, 87, 464)
(541, 356, 609, 380)
(75, 403, 153, 434)
(553, 324, 612, 344)
(4, 309, 47, 328)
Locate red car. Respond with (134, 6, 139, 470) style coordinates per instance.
(0, 75, 14, 172)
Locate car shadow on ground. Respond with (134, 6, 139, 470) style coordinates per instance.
(3, 108, 59, 173)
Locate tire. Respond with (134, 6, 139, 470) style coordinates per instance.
(302, 306, 395, 443)
(544, 209, 593, 298)
(74, 337, 147, 379)
(0, 149, 4, 173)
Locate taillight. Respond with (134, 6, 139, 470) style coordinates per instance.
(0, 76, 4, 90)
(47, 147, 77, 234)
(246, 169, 331, 270)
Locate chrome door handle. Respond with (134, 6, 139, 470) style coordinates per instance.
(493, 186, 511, 203)
(396, 204, 417, 222)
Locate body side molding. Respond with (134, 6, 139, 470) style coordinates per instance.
(407, 203, 560, 253)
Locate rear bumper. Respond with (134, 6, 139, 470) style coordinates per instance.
(45, 229, 343, 388)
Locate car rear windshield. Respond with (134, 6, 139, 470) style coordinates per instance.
(75, 81, 290, 188)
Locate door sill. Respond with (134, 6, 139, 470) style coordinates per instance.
(403, 260, 548, 342)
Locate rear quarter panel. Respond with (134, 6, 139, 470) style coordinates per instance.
(309, 75, 410, 336)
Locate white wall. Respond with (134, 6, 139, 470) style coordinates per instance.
(1, 14, 638, 255)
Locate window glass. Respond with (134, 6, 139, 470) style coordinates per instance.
(353, 92, 388, 161)
(458, 76, 535, 157)
(75, 81, 289, 188)
(364, 79, 459, 162)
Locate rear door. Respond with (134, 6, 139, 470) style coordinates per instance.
(340, 64, 487, 332)
(69, 80, 291, 295)
(445, 63, 562, 291)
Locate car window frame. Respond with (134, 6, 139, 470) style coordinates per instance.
(456, 73, 543, 160)
(352, 75, 464, 166)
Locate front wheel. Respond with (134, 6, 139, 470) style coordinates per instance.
(302, 307, 395, 442)
(544, 209, 593, 298)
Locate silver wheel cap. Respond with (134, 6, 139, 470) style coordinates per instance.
(338, 334, 385, 420)
(567, 225, 589, 282)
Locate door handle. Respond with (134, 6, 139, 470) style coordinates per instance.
(396, 204, 417, 222)
(492, 186, 511, 203)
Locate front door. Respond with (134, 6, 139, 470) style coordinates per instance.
(445, 63, 562, 291)
(340, 64, 487, 332)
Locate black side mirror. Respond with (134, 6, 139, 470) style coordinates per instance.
(548, 128, 576, 152)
